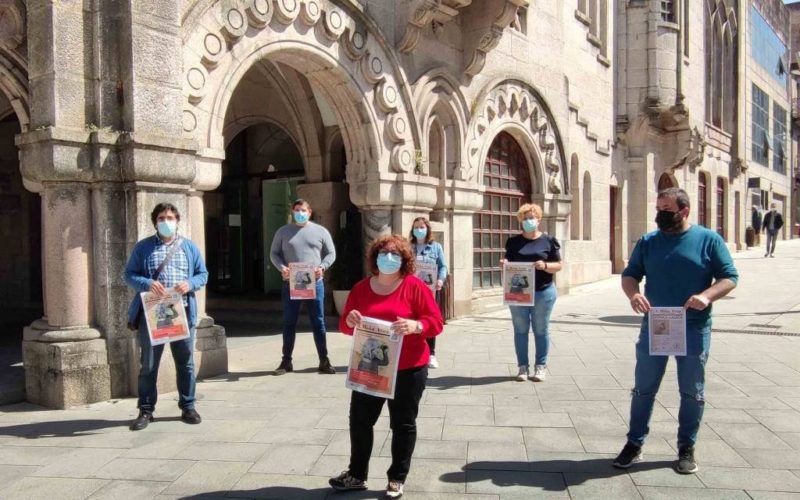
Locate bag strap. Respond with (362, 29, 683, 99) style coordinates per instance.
(152, 237, 184, 280)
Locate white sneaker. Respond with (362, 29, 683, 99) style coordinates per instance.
(428, 355, 439, 369)
(516, 366, 529, 382)
(531, 364, 547, 382)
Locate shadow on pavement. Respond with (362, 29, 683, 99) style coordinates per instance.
(0, 418, 130, 438)
(427, 375, 509, 389)
(439, 459, 676, 490)
(180, 486, 373, 499)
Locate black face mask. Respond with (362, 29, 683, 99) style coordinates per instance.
(655, 210, 682, 232)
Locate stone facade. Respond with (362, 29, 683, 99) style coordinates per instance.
(0, 0, 794, 407)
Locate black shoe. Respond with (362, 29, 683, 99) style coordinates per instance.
(130, 411, 153, 431)
(181, 408, 202, 425)
(318, 357, 336, 374)
(612, 442, 642, 468)
(274, 359, 293, 375)
(676, 445, 698, 474)
(329, 470, 367, 491)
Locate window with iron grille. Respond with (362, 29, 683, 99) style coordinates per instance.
(773, 103, 787, 175)
(751, 84, 769, 166)
(473, 132, 532, 289)
(661, 0, 676, 22)
(698, 172, 708, 227)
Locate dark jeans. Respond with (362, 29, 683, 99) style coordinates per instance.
(281, 280, 327, 361)
(765, 229, 778, 255)
(137, 321, 196, 412)
(348, 366, 428, 482)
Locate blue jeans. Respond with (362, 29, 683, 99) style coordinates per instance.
(281, 279, 328, 361)
(510, 284, 557, 367)
(765, 229, 778, 255)
(627, 322, 711, 448)
(137, 321, 196, 412)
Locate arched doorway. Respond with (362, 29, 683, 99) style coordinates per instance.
(657, 172, 676, 191)
(473, 132, 532, 289)
(0, 112, 41, 403)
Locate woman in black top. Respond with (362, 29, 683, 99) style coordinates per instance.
(504, 203, 562, 382)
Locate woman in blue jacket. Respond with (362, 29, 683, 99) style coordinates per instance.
(409, 217, 448, 368)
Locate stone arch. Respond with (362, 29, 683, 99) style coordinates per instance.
(466, 79, 567, 194)
(181, 0, 418, 191)
(0, 1, 29, 132)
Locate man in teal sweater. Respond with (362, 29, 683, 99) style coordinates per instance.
(614, 188, 738, 474)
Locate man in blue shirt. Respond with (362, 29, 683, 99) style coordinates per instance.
(613, 188, 738, 474)
(124, 203, 208, 431)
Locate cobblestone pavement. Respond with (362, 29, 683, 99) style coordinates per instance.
(1, 240, 799, 499)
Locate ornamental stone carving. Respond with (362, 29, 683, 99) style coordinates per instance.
(465, 80, 566, 194)
(463, 0, 528, 77)
(0, 1, 25, 50)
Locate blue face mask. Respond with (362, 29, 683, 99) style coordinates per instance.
(293, 211, 309, 224)
(522, 218, 538, 233)
(377, 252, 402, 274)
(412, 228, 427, 240)
(157, 220, 177, 238)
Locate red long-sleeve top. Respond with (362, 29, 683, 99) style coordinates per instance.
(339, 275, 444, 370)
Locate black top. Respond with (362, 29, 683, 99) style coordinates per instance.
(505, 233, 561, 291)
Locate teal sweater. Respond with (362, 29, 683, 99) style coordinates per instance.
(622, 225, 739, 328)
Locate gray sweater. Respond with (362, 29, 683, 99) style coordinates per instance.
(269, 222, 336, 272)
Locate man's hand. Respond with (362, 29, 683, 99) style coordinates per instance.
(174, 281, 191, 295)
(280, 266, 289, 280)
(149, 281, 167, 296)
(629, 293, 651, 314)
(315, 267, 324, 280)
(436, 279, 444, 291)
(392, 316, 420, 336)
(684, 294, 711, 311)
(346, 309, 363, 329)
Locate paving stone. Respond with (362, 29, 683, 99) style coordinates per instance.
(707, 423, 792, 450)
(265, 408, 326, 429)
(466, 441, 528, 470)
(445, 405, 494, 426)
(717, 371, 778, 388)
(746, 409, 800, 433)
(120, 433, 196, 459)
(425, 393, 493, 406)
(638, 486, 751, 499)
(628, 466, 706, 488)
(87, 480, 169, 499)
(378, 438, 467, 460)
(697, 466, 800, 491)
(564, 472, 642, 499)
(737, 448, 800, 469)
(692, 439, 750, 467)
(173, 441, 271, 462)
(705, 397, 790, 410)
(534, 384, 586, 401)
(0, 464, 39, 490)
(418, 404, 447, 418)
(493, 410, 572, 427)
(523, 427, 584, 453)
(492, 394, 542, 410)
(4, 477, 109, 500)
(323, 429, 388, 456)
(442, 425, 523, 443)
(249, 426, 335, 445)
(570, 414, 628, 436)
(681, 408, 758, 424)
(778, 433, 800, 450)
(581, 435, 673, 455)
(526, 451, 617, 474)
(573, 375, 624, 390)
(251, 444, 324, 474)
(0, 445, 74, 465)
(163, 461, 251, 496)
(94, 458, 195, 481)
(746, 493, 800, 500)
(228, 473, 331, 499)
(32, 448, 123, 478)
(464, 469, 568, 498)
(405, 458, 470, 493)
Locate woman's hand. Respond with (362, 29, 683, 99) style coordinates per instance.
(392, 316, 420, 336)
(436, 279, 443, 291)
(533, 261, 546, 271)
(149, 281, 167, 296)
(346, 309, 363, 329)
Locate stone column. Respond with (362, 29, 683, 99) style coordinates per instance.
(450, 209, 475, 317)
(362, 206, 393, 253)
(23, 183, 111, 408)
(187, 190, 228, 378)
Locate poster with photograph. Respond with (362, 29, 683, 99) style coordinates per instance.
(502, 262, 536, 306)
(346, 317, 404, 399)
(648, 307, 687, 356)
(289, 262, 316, 300)
(415, 260, 438, 293)
(140, 291, 190, 346)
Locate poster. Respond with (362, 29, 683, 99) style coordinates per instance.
(346, 317, 404, 399)
(648, 307, 687, 356)
(289, 262, 316, 300)
(415, 260, 438, 293)
(140, 291, 190, 346)
(502, 262, 535, 306)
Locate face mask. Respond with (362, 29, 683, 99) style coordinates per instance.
(377, 252, 402, 274)
(412, 228, 427, 240)
(157, 220, 177, 238)
(522, 218, 538, 233)
(293, 211, 309, 224)
(655, 210, 682, 232)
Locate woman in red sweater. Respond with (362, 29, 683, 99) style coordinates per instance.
(329, 234, 443, 498)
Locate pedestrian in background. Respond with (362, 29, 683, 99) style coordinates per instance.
(408, 216, 447, 369)
(503, 202, 562, 382)
(614, 188, 738, 474)
(269, 199, 337, 375)
(762, 203, 784, 258)
(751, 205, 762, 246)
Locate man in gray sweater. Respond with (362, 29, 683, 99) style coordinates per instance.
(270, 199, 337, 375)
